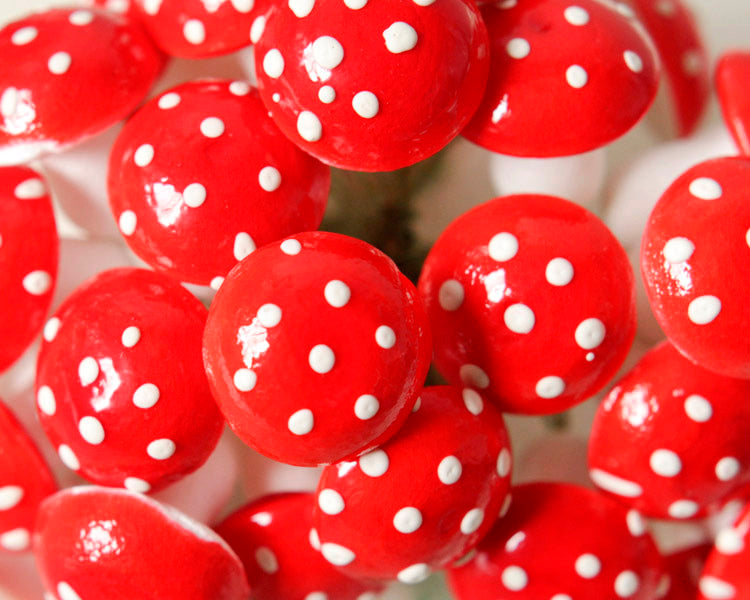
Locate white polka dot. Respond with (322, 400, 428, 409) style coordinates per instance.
(133, 383, 160, 409)
(134, 144, 154, 167)
(258, 166, 282, 192)
(281, 239, 302, 255)
(324, 280, 350, 307)
(22, 270, 51, 295)
(124, 477, 150, 493)
(312, 36, 344, 70)
(463, 388, 484, 415)
(359, 449, 389, 477)
(699, 576, 736, 599)
(257, 304, 282, 328)
(499, 494, 512, 518)
(321, 543, 355, 566)
(0, 486, 23, 510)
(575, 318, 606, 349)
(412, 0, 435, 5)
(575, 553, 601, 578)
(564, 5, 590, 25)
(263, 48, 285, 78)
(11, 26, 37, 46)
(200, 117, 225, 138)
(309, 344, 335, 373)
(354, 394, 379, 420)
(297, 111, 323, 142)
(439, 279, 464, 311)
(352, 91, 379, 118)
(78, 356, 99, 386)
(345, 0, 368, 8)
(231, 0, 254, 12)
(716, 457, 740, 481)
(383, 22, 418, 54)
(375, 325, 396, 349)
(14, 178, 47, 199)
(663, 237, 695, 263)
(147, 439, 176, 460)
(183, 182, 207, 208)
(684, 394, 712, 422)
(650, 449, 682, 477)
(318, 86, 336, 103)
(0, 87, 17, 120)
(58, 444, 80, 471)
(460, 508, 485, 534)
(488, 232, 518, 262)
(615, 571, 640, 597)
(688, 295, 721, 325)
(119, 211, 137, 236)
(624, 50, 643, 73)
(459, 364, 489, 389)
(393, 507, 423, 533)
(37, 386, 56, 416)
(250, 16, 266, 43)
(288, 0, 315, 17)
(48, 52, 72, 75)
(746, 228, 750, 249)
(506, 37, 530, 59)
(536, 376, 565, 399)
(305, 593, 327, 600)
(158, 92, 181, 109)
(288, 409, 314, 435)
(438, 456, 462, 484)
(668, 499, 699, 519)
(79, 416, 105, 445)
(590, 469, 643, 498)
(546, 257, 574, 286)
(57, 583, 82, 600)
(121, 326, 141, 348)
(497, 448, 511, 477)
(233, 232, 256, 261)
(255, 546, 279, 573)
(397, 563, 431, 584)
(626, 510, 646, 536)
(0, 528, 29, 551)
(716, 528, 745, 555)
(69, 9, 95, 25)
(502, 566, 528, 591)
(503, 303, 535, 334)
(229, 81, 251, 97)
(566, 64, 589, 88)
(233, 368, 257, 392)
(689, 177, 722, 200)
(183, 19, 206, 45)
(551, 596, 573, 600)
(210, 276, 225, 290)
(655, 0, 676, 16)
(412, 397, 421, 412)
(308, 527, 321, 549)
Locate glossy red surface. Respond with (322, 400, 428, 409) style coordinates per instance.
(0, 401, 57, 553)
(35, 268, 223, 492)
(462, 0, 659, 157)
(641, 156, 750, 379)
(34, 487, 250, 599)
(0, 7, 164, 165)
(313, 385, 512, 583)
(108, 80, 330, 287)
(253, 0, 489, 171)
(447, 482, 664, 600)
(203, 232, 431, 466)
(418, 194, 635, 415)
(698, 501, 750, 600)
(216, 492, 382, 600)
(716, 52, 750, 156)
(0, 166, 58, 372)
(589, 341, 750, 520)
(662, 543, 711, 600)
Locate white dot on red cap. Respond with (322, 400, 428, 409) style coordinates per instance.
(318, 489, 345, 514)
(488, 232, 518, 262)
(158, 93, 181, 109)
(575, 318, 606, 349)
(463, 388, 484, 415)
(624, 50, 643, 73)
(383, 21, 418, 54)
(250, 16, 266, 43)
(297, 111, 323, 142)
(263, 49, 285, 78)
(44, 317, 61, 342)
(321, 543, 355, 566)
(397, 563, 431, 584)
(497, 448, 511, 477)
(147, 439, 176, 460)
(48, 52, 72, 75)
(626, 510, 646, 536)
(461, 508, 485, 534)
(231, 0, 254, 12)
(566, 65, 588, 88)
(438, 455, 462, 484)
(683, 50, 703, 76)
(78, 357, 99, 386)
(37, 386, 56, 416)
(439, 279, 464, 311)
(615, 571, 640, 597)
(716, 457, 740, 481)
(564, 5, 589, 25)
(551, 596, 572, 600)
(688, 295, 721, 325)
(233, 368, 256, 392)
(1, 87, 17, 119)
(746, 228, 750, 248)
(119, 210, 137, 235)
(655, 0, 676, 16)
(325, 280, 350, 307)
(354, 394, 379, 420)
(502, 566, 528, 591)
(663, 237, 695, 263)
(352, 91, 379, 118)
(308, 527, 321, 549)
(257, 304, 282, 328)
(504, 303, 535, 334)
(345, 0, 368, 8)
(305, 593, 327, 600)
(309, 344, 335, 373)
(124, 477, 150, 493)
(69, 10, 94, 25)
(133, 383, 160, 409)
(22, 270, 51, 295)
(319, 86, 336, 103)
(684, 394, 712, 422)
(288, 409, 314, 435)
(14, 178, 46, 199)
(546, 257, 574, 286)
(229, 81, 251, 97)
(650, 449, 682, 477)
(121, 326, 141, 348)
(312, 36, 344, 70)
(258, 166, 282, 192)
(183, 19, 206, 45)
(288, 0, 315, 18)
(590, 469, 643, 498)
(142, 0, 162, 14)
(699, 576, 736, 599)
(0, 486, 23, 510)
(0, 528, 29, 551)
(11, 26, 37, 45)
(234, 232, 256, 261)
(58, 445, 80, 470)
(359, 449, 389, 477)
(281, 239, 302, 255)
(689, 177, 722, 200)
(134, 144, 154, 167)
(575, 553, 601, 578)
(393, 507, 423, 533)
(536, 376, 565, 399)
(459, 364, 490, 389)
(716, 528, 744, 555)
(668, 499, 699, 519)
(79, 416, 105, 445)
(200, 117, 225, 138)
(255, 546, 279, 573)
(183, 182, 207, 208)
(499, 494, 512, 518)
(506, 37, 530, 59)
(57, 582, 82, 600)
(210, 276, 224, 290)
(375, 325, 396, 349)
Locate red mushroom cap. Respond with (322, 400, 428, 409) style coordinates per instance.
(698, 501, 750, 600)
(716, 52, 750, 156)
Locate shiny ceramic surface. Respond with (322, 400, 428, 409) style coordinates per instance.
(698, 501, 750, 600)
